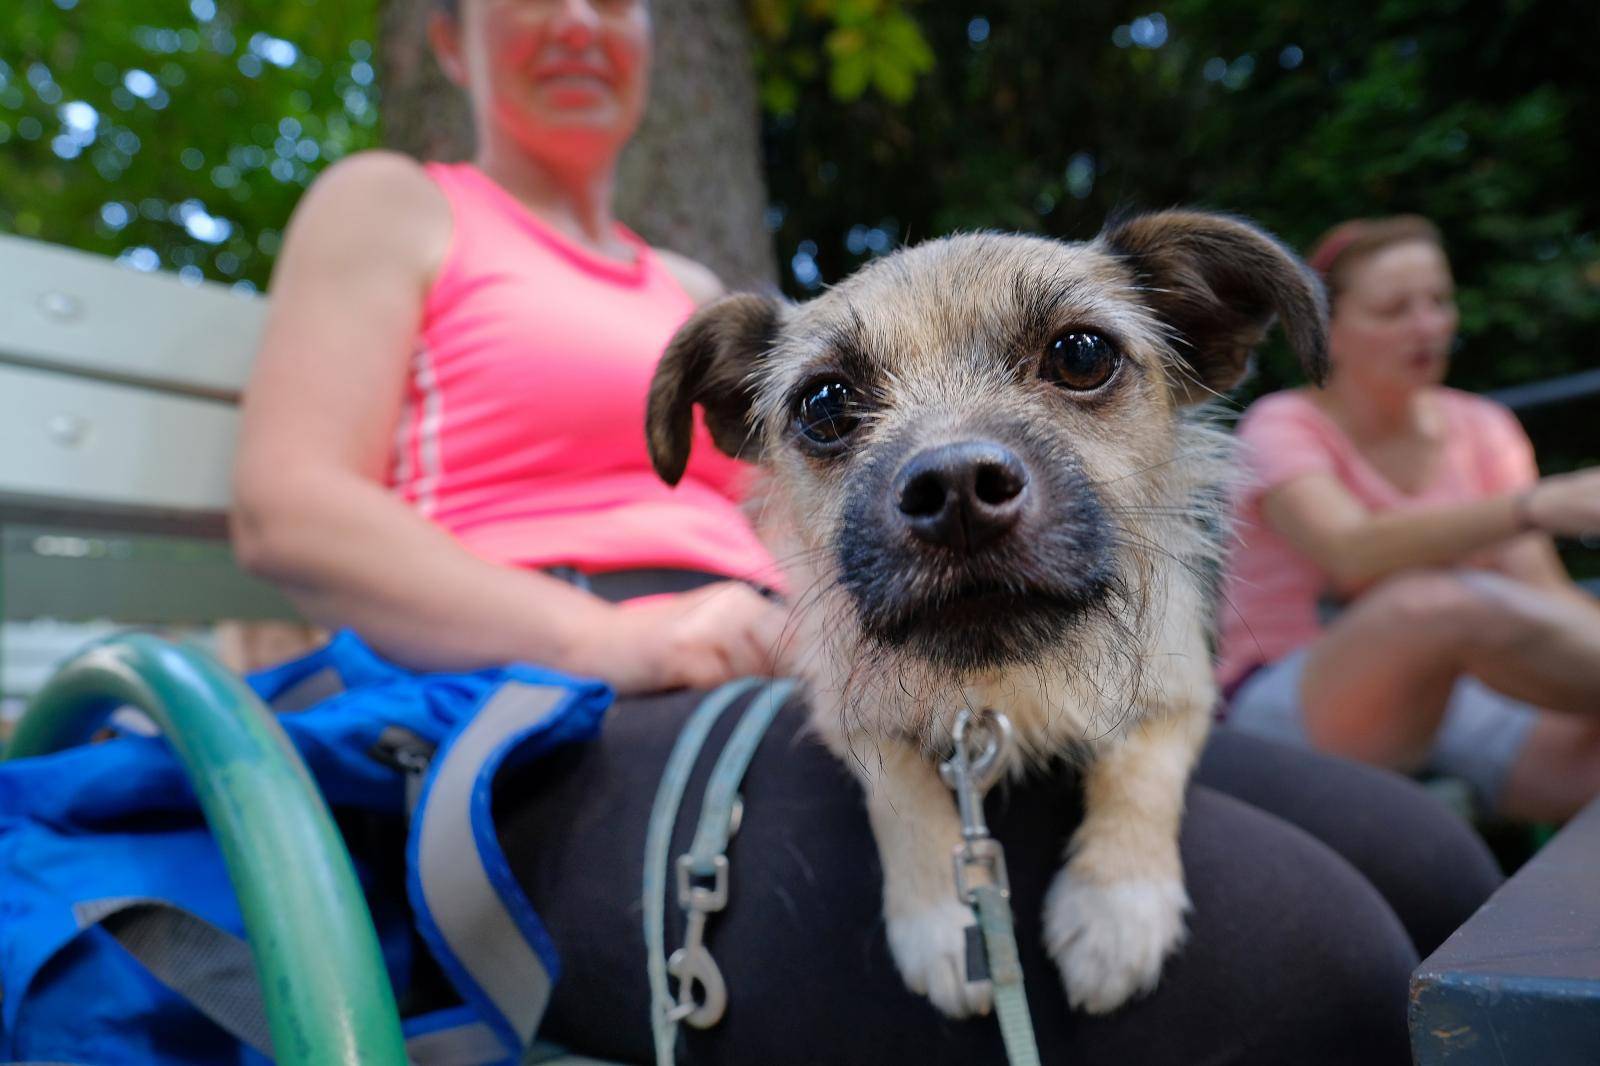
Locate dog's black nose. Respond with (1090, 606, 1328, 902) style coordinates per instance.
(894, 442, 1030, 551)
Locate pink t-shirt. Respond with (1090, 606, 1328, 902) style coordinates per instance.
(1215, 387, 1537, 687)
(387, 162, 777, 583)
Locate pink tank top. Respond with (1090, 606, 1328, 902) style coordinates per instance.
(388, 162, 776, 583)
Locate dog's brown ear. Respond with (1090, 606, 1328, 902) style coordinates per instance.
(1101, 210, 1328, 402)
(647, 293, 783, 485)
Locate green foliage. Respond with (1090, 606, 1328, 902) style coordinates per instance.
(0, 0, 379, 290)
(750, 0, 934, 114)
(5, 0, 1593, 412)
(762, 0, 1599, 407)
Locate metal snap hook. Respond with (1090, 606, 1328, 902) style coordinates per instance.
(666, 913, 728, 1027)
(939, 708, 1013, 794)
(940, 707, 1018, 902)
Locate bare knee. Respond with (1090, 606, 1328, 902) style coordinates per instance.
(1303, 573, 1490, 763)
(1357, 570, 1560, 660)
(1354, 571, 1497, 649)
(1449, 570, 1565, 660)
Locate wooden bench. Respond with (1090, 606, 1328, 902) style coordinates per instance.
(0, 233, 410, 1060)
(0, 233, 298, 709)
(0, 233, 623, 1064)
(1411, 795, 1600, 1064)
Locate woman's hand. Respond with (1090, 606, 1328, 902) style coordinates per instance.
(570, 582, 795, 695)
(1524, 468, 1600, 538)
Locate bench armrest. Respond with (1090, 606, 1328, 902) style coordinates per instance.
(5, 633, 406, 1066)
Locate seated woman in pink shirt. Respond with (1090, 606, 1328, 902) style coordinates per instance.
(1220, 215, 1600, 821)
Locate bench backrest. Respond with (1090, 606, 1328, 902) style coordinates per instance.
(0, 233, 263, 526)
(0, 234, 294, 627)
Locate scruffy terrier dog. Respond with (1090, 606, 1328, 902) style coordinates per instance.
(645, 212, 1327, 1017)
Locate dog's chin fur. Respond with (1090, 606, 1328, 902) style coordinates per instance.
(839, 528, 1125, 674)
(866, 580, 1111, 673)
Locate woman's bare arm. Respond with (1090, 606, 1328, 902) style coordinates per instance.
(231, 152, 786, 689)
(1489, 531, 1600, 611)
(1260, 466, 1600, 597)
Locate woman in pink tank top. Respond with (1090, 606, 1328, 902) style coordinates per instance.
(1218, 216, 1600, 821)
(234, 0, 788, 695)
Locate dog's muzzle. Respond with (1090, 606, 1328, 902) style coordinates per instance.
(837, 435, 1117, 671)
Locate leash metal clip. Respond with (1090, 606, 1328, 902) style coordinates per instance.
(939, 707, 1043, 1066)
(666, 854, 730, 1027)
(939, 708, 1014, 903)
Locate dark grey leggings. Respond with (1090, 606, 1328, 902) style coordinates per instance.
(495, 686, 1501, 1066)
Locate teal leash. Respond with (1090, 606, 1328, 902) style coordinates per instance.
(645, 690, 1037, 1066)
(685, 678, 798, 879)
(974, 883, 1041, 1066)
(943, 708, 1042, 1066)
(644, 678, 797, 1066)
(644, 678, 758, 1066)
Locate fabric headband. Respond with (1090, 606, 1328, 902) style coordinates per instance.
(1305, 221, 1371, 278)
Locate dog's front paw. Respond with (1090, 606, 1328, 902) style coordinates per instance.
(1043, 871, 1189, 1014)
(886, 900, 994, 1019)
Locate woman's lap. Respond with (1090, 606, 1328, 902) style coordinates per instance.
(494, 688, 1446, 1064)
(1227, 647, 1538, 815)
(1196, 729, 1501, 955)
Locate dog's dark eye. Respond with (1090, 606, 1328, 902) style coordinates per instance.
(794, 380, 860, 448)
(1042, 331, 1120, 391)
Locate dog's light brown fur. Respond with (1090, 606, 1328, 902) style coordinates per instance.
(647, 211, 1327, 1016)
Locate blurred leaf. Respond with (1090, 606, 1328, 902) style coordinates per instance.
(829, 48, 871, 99)
(754, 0, 934, 107)
(825, 25, 866, 57)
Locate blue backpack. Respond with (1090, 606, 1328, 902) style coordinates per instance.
(0, 630, 612, 1065)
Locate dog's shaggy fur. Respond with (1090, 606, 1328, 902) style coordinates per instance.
(646, 211, 1327, 1016)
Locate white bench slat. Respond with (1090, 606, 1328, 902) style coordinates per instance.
(0, 233, 265, 397)
(0, 363, 236, 514)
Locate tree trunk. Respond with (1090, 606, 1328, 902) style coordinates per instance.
(614, 0, 777, 290)
(375, 0, 775, 289)
(376, 1, 474, 162)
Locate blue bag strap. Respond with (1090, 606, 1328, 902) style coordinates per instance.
(71, 896, 276, 1058)
(408, 679, 605, 1060)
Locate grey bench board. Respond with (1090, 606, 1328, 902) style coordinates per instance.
(0, 233, 295, 628)
(2, 523, 295, 624)
(0, 362, 238, 515)
(0, 232, 262, 398)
